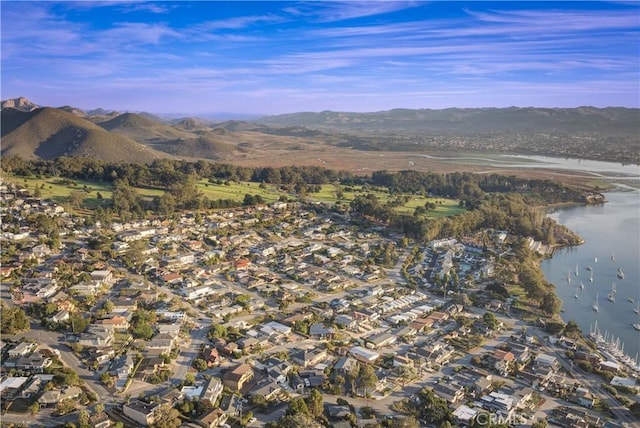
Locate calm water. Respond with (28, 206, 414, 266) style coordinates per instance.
(542, 190, 640, 358)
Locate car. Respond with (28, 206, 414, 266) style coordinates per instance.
(248, 417, 256, 424)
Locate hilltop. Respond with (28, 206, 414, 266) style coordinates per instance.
(1, 97, 40, 112)
(1, 107, 166, 163)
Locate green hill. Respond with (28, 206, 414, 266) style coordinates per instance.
(1, 107, 166, 163)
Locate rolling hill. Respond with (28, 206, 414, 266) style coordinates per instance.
(1, 107, 167, 163)
(256, 106, 640, 135)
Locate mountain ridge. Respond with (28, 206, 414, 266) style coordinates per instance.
(1, 107, 167, 163)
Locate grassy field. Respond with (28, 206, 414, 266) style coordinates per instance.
(5, 174, 464, 219)
(310, 184, 465, 218)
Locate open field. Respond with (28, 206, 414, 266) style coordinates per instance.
(312, 184, 465, 218)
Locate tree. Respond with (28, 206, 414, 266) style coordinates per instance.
(305, 389, 323, 418)
(150, 404, 181, 428)
(271, 414, 322, 428)
(95, 402, 105, 414)
(541, 292, 562, 316)
(184, 373, 196, 385)
(193, 358, 208, 372)
(482, 312, 498, 331)
(68, 190, 87, 208)
(69, 314, 89, 333)
(532, 419, 548, 428)
(28, 401, 40, 415)
(0, 302, 30, 334)
(357, 363, 378, 396)
(77, 409, 91, 428)
(286, 397, 310, 417)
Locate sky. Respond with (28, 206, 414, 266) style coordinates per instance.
(2, 1, 639, 115)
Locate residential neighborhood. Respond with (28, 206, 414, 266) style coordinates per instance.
(0, 179, 638, 428)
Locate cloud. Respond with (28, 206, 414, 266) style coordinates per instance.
(284, 1, 420, 23)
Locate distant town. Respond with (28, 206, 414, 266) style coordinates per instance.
(0, 178, 638, 428)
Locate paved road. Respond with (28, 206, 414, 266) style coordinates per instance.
(3, 320, 110, 401)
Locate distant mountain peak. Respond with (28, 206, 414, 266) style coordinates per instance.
(1, 97, 39, 112)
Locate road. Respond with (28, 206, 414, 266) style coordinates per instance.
(3, 320, 111, 402)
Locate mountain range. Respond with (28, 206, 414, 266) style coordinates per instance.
(1, 97, 638, 165)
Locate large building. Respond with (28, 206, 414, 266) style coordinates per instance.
(222, 363, 254, 392)
(123, 400, 161, 426)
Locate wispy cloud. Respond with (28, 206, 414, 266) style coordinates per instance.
(2, 1, 638, 113)
(284, 1, 420, 23)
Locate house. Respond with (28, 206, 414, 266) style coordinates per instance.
(433, 382, 465, 405)
(89, 412, 112, 428)
(222, 363, 254, 391)
(94, 316, 130, 331)
(349, 346, 380, 364)
(123, 400, 161, 426)
(38, 386, 82, 407)
(573, 387, 597, 408)
(8, 342, 36, 358)
(201, 377, 223, 403)
(249, 378, 281, 401)
(90, 270, 114, 285)
(365, 332, 397, 349)
(309, 323, 335, 340)
(334, 314, 357, 329)
(292, 347, 328, 368)
(535, 353, 559, 371)
(197, 408, 228, 428)
(13, 351, 52, 372)
(453, 404, 479, 426)
(146, 333, 176, 355)
(202, 347, 220, 368)
(333, 356, 358, 375)
(492, 349, 515, 376)
(264, 358, 293, 383)
(135, 357, 165, 380)
(51, 310, 70, 323)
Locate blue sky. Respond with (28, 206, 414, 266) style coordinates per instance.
(2, 1, 639, 115)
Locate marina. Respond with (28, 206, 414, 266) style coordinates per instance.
(542, 189, 640, 362)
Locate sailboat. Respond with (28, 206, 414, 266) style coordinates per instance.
(634, 302, 639, 314)
(617, 267, 624, 279)
(611, 253, 615, 261)
(590, 320, 604, 342)
(585, 265, 592, 271)
(575, 264, 579, 277)
(589, 271, 593, 282)
(579, 281, 584, 290)
(594, 257, 598, 263)
(593, 293, 599, 312)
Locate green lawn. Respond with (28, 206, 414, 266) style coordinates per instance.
(6, 175, 465, 219)
(310, 184, 464, 218)
(196, 179, 281, 203)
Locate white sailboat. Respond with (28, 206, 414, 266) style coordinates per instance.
(634, 302, 639, 314)
(579, 281, 584, 290)
(594, 256, 598, 263)
(592, 293, 599, 312)
(617, 267, 624, 279)
(589, 271, 593, 282)
(607, 282, 616, 302)
(575, 264, 579, 277)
